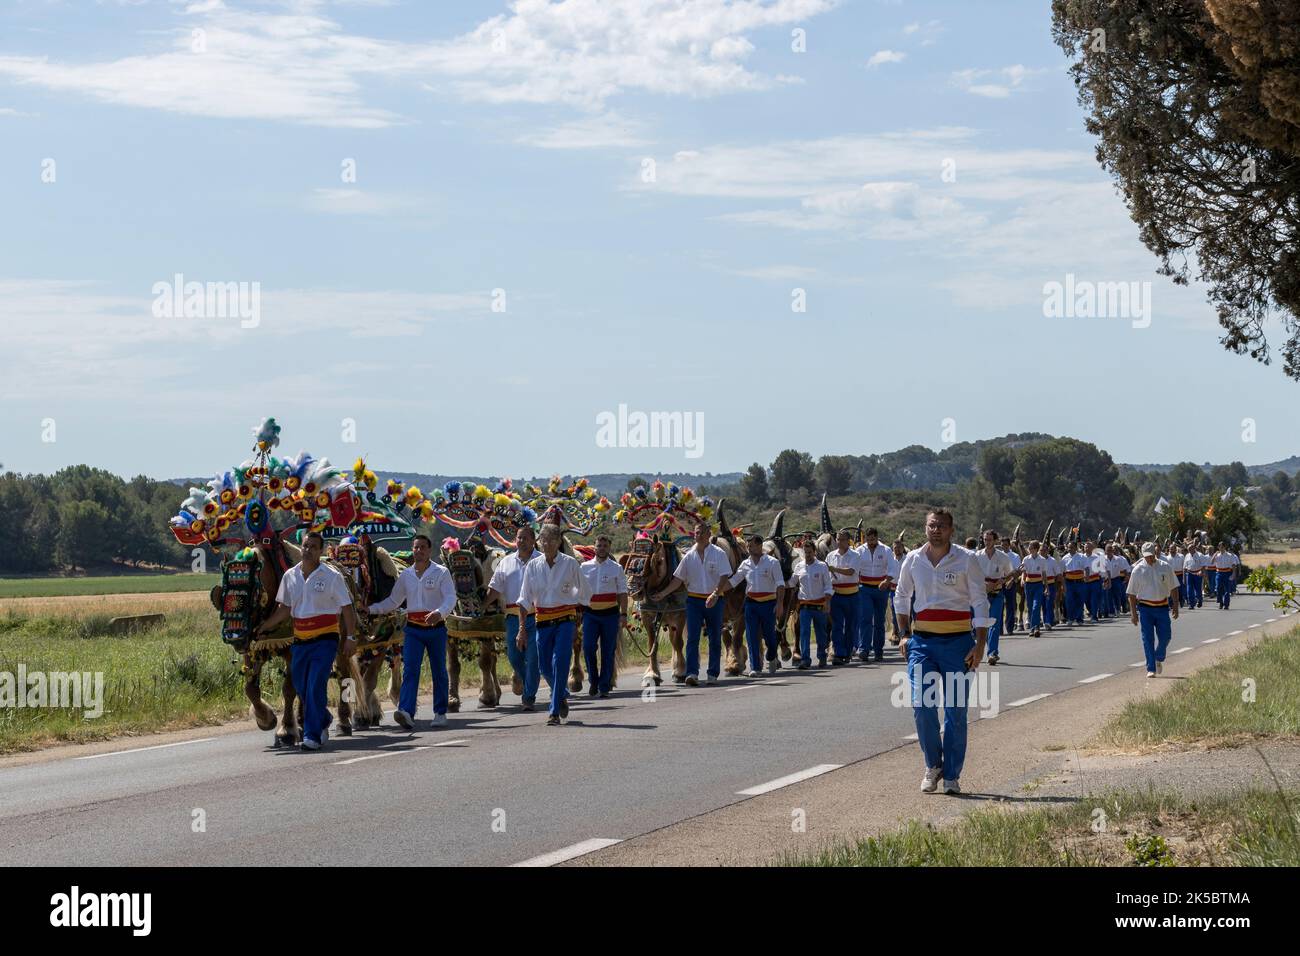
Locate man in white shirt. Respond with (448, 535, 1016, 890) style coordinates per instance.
(894, 509, 992, 796)
(1184, 543, 1208, 609)
(486, 526, 542, 710)
(1042, 543, 1060, 630)
(999, 537, 1022, 634)
(1020, 540, 1051, 637)
(579, 533, 629, 698)
(518, 525, 590, 725)
(1085, 541, 1106, 621)
(1105, 544, 1131, 617)
(1127, 542, 1180, 677)
(974, 530, 1014, 665)
(368, 532, 458, 729)
(1213, 541, 1240, 609)
(826, 530, 863, 665)
(855, 527, 893, 663)
(653, 522, 733, 686)
(710, 534, 788, 677)
(787, 538, 833, 669)
(1062, 543, 1089, 625)
(256, 531, 358, 750)
(1166, 543, 1185, 609)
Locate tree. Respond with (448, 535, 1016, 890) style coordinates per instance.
(57, 500, 110, 571)
(1053, 0, 1300, 378)
(979, 445, 1017, 496)
(816, 455, 854, 496)
(626, 476, 648, 493)
(739, 462, 770, 504)
(770, 450, 815, 495)
(1008, 438, 1134, 532)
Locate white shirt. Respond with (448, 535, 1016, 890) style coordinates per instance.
(518, 551, 589, 612)
(788, 559, 834, 602)
(276, 562, 352, 619)
(488, 549, 541, 607)
(1213, 551, 1240, 573)
(1045, 555, 1063, 579)
(1004, 549, 1022, 572)
(369, 562, 458, 619)
(728, 553, 787, 596)
(1106, 555, 1131, 580)
(887, 553, 902, 582)
(1126, 558, 1179, 603)
(974, 548, 1014, 591)
(673, 543, 733, 596)
(1062, 552, 1091, 576)
(1020, 554, 1050, 580)
(826, 547, 864, 592)
(1185, 551, 1210, 573)
(1089, 551, 1108, 579)
(580, 556, 628, 608)
(893, 544, 993, 630)
(854, 542, 893, 582)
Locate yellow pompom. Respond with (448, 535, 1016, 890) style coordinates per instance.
(494, 493, 511, 509)
(474, 485, 491, 500)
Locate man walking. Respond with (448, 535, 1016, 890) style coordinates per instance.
(975, 530, 1014, 665)
(653, 522, 733, 686)
(518, 525, 589, 725)
(486, 526, 542, 710)
(826, 529, 863, 665)
(787, 538, 833, 669)
(1213, 541, 1240, 609)
(1020, 540, 1050, 637)
(368, 532, 458, 729)
(1062, 542, 1089, 625)
(894, 509, 991, 796)
(710, 534, 788, 676)
(855, 527, 893, 662)
(579, 532, 629, 699)
(1127, 542, 1180, 677)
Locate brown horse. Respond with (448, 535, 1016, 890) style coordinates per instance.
(619, 536, 686, 686)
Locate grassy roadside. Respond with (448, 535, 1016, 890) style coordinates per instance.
(789, 786, 1300, 866)
(0, 574, 220, 599)
(1094, 624, 1300, 750)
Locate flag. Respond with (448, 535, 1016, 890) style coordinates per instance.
(1153, 497, 1169, 514)
(1205, 504, 1215, 520)
(1221, 487, 1232, 502)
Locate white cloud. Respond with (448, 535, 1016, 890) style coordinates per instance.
(304, 188, 416, 215)
(517, 111, 653, 149)
(902, 19, 942, 44)
(866, 49, 905, 68)
(0, 0, 839, 127)
(951, 65, 1046, 99)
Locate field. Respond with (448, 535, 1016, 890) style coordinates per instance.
(0, 573, 220, 599)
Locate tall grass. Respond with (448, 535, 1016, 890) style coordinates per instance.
(0, 574, 220, 599)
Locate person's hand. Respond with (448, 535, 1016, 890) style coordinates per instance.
(621, 615, 632, 632)
(428, 612, 444, 628)
(516, 634, 527, 652)
(651, 590, 666, 603)
(964, 642, 984, 669)
(1130, 612, 1139, 627)
(341, 636, 357, 657)
(899, 636, 910, 658)
(1171, 606, 1179, 621)
(705, 592, 718, 609)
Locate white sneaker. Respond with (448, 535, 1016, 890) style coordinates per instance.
(394, 709, 414, 729)
(1146, 671, 1157, 678)
(921, 767, 942, 793)
(766, 659, 779, 675)
(943, 779, 961, 795)
(746, 668, 762, 678)
(430, 713, 448, 727)
(1155, 662, 1163, 675)
(301, 737, 321, 751)
(320, 728, 329, 747)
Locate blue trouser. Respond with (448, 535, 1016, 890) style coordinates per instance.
(797, 605, 829, 663)
(582, 610, 620, 694)
(857, 585, 889, 656)
(1003, 584, 1017, 632)
(1026, 581, 1045, 630)
(1113, 580, 1127, 614)
(829, 592, 858, 659)
(1088, 579, 1103, 619)
(1044, 583, 1057, 626)
(1188, 573, 1203, 607)
(1064, 578, 1084, 622)
(985, 591, 1004, 656)
(290, 636, 338, 744)
(505, 613, 540, 704)
(1206, 569, 1217, 596)
(908, 630, 977, 782)
(1175, 574, 1186, 607)
(1136, 603, 1172, 672)
(684, 596, 723, 679)
(536, 617, 575, 716)
(400, 623, 449, 718)
(743, 599, 780, 672)
(1217, 573, 1234, 608)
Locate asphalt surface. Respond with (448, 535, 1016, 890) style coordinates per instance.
(0, 590, 1288, 866)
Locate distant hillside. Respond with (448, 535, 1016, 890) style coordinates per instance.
(1121, 456, 1300, 478)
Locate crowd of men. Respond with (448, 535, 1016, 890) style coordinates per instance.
(257, 514, 1246, 784)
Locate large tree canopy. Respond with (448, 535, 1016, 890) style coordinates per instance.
(1053, 0, 1300, 376)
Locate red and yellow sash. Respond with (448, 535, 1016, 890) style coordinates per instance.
(1064, 570, 1085, 580)
(746, 591, 776, 603)
(536, 604, 577, 624)
(406, 610, 440, 628)
(1137, 598, 1169, 608)
(293, 613, 338, 640)
(859, 575, 887, 587)
(588, 592, 619, 612)
(832, 581, 859, 595)
(913, 608, 972, 634)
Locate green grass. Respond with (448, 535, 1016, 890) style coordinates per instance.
(0, 574, 221, 599)
(789, 786, 1300, 866)
(1094, 625, 1300, 749)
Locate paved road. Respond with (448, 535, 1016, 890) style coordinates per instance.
(0, 592, 1289, 866)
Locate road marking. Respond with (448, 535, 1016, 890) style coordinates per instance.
(903, 733, 919, 741)
(1203, 638, 1221, 644)
(1078, 673, 1112, 684)
(335, 746, 431, 766)
(724, 684, 761, 692)
(77, 738, 217, 760)
(1266, 618, 1278, 623)
(1129, 662, 1145, 668)
(1007, 693, 1052, 708)
(512, 838, 622, 867)
(1227, 630, 1244, 636)
(1248, 624, 1262, 629)
(737, 764, 843, 797)
(1171, 647, 1191, 655)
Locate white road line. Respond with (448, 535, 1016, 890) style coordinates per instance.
(1078, 673, 1112, 684)
(1266, 618, 1278, 623)
(335, 746, 430, 766)
(1227, 630, 1244, 636)
(1007, 693, 1052, 708)
(512, 838, 622, 867)
(1248, 624, 1262, 629)
(724, 684, 761, 692)
(737, 763, 843, 797)
(76, 737, 217, 761)
(1129, 662, 1145, 668)
(430, 738, 469, 747)
(1171, 647, 1191, 655)
(903, 733, 919, 741)
(1202, 638, 1221, 644)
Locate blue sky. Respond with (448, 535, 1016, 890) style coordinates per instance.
(0, 0, 1294, 482)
